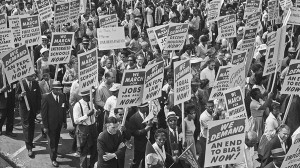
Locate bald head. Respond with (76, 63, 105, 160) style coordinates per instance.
(245, 131, 258, 147)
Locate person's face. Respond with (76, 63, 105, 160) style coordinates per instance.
(83, 43, 89, 49)
(73, 62, 78, 73)
(85, 9, 90, 15)
(91, 10, 96, 15)
(188, 110, 196, 120)
(137, 56, 144, 66)
(139, 106, 149, 114)
(186, 49, 191, 55)
(82, 95, 90, 102)
(42, 73, 50, 81)
(205, 102, 214, 114)
(126, 15, 130, 20)
(167, 117, 177, 129)
(267, 26, 272, 32)
(155, 133, 166, 147)
(218, 52, 225, 61)
(26, 75, 35, 81)
(255, 90, 262, 99)
(42, 38, 48, 45)
(121, 54, 127, 62)
(107, 123, 119, 134)
(141, 32, 145, 38)
(112, 90, 119, 96)
(168, 78, 174, 88)
(88, 23, 93, 29)
(245, 136, 258, 147)
(279, 128, 290, 142)
(19, 3, 24, 9)
(189, 3, 193, 7)
(288, 52, 296, 59)
(115, 109, 124, 121)
(273, 107, 281, 117)
(288, 29, 292, 35)
(188, 16, 192, 20)
(52, 88, 62, 95)
(106, 73, 115, 83)
(256, 68, 263, 75)
(208, 62, 215, 70)
(128, 57, 134, 66)
(42, 51, 49, 61)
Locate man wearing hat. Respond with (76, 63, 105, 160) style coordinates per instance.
(264, 148, 285, 168)
(129, 102, 154, 168)
(282, 47, 296, 70)
(41, 81, 67, 167)
(12, 1, 26, 15)
(16, 74, 42, 157)
(131, 17, 142, 35)
(73, 90, 98, 168)
(34, 35, 49, 63)
(77, 36, 90, 55)
(104, 83, 121, 118)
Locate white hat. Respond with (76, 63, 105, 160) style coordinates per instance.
(258, 44, 267, 51)
(40, 48, 49, 54)
(79, 90, 90, 96)
(165, 111, 179, 121)
(109, 83, 121, 92)
(41, 35, 48, 39)
(191, 57, 203, 64)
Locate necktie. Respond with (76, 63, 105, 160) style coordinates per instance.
(29, 82, 32, 90)
(174, 130, 177, 143)
(87, 102, 92, 124)
(56, 95, 58, 103)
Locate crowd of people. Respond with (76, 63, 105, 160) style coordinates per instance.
(1, 0, 300, 168)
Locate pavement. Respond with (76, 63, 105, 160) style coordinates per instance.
(0, 115, 134, 168)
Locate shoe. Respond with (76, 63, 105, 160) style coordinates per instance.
(52, 161, 59, 167)
(28, 150, 34, 158)
(5, 132, 17, 137)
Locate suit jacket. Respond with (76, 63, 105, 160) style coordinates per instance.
(15, 80, 41, 113)
(41, 93, 67, 130)
(0, 68, 7, 109)
(214, 59, 227, 76)
(129, 112, 148, 152)
(131, 24, 142, 36)
(97, 130, 126, 168)
(39, 79, 54, 95)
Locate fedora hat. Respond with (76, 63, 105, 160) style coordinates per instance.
(165, 111, 179, 121)
(52, 81, 63, 89)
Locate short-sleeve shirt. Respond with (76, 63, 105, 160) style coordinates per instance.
(250, 98, 265, 117)
(200, 67, 215, 88)
(104, 95, 117, 117)
(199, 110, 213, 138)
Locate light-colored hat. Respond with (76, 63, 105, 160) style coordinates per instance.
(258, 44, 267, 51)
(40, 48, 49, 54)
(172, 55, 179, 60)
(237, 26, 245, 35)
(138, 102, 149, 108)
(41, 35, 48, 39)
(109, 83, 121, 92)
(165, 111, 179, 121)
(288, 47, 296, 53)
(79, 90, 90, 96)
(190, 57, 203, 64)
(52, 81, 63, 89)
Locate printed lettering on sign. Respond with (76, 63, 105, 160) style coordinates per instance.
(49, 32, 74, 64)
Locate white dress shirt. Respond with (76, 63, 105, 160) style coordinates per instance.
(199, 110, 213, 138)
(73, 99, 96, 125)
(200, 67, 215, 88)
(104, 95, 117, 117)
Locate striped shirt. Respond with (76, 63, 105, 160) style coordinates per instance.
(95, 81, 112, 108)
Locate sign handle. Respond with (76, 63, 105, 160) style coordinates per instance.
(282, 95, 293, 124)
(29, 46, 34, 68)
(1, 63, 7, 98)
(90, 87, 93, 110)
(19, 80, 30, 111)
(122, 108, 128, 126)
(181, 103, 185, 144)
(291, 24, 294, 47)
(270, 62, 278, 92)
(54, 64, 59, 81)
(267, 74, 272, 92)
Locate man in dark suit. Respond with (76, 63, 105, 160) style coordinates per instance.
(129, 103, 153, 168)
(97, 117, 126, 168)
(15, 74, 42, 157)
(261, 124, 291, 167)
(33, 35, 49, 64)
(41, 81, 67, 167)
(164, 111, 185, 168)
(214, 50, 227, 76)
(264, 148, 285, 168)
(77, 37, 90, 55)
(0, 64, 9, 135)
(131, 17, 142, 37)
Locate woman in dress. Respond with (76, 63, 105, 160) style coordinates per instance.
(127, 30, 142, 54)
(36, 48, 51, 80)
(184, 104, 197, 158)
(62, 56, 78, 103)
(145, 4, 154, 28)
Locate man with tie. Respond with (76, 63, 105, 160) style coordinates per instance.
(15, 74, 42, 157)
(129, 102, 153, 168)
(39, 68, 54, 95)
(73, 90, 98, 168)
(214, 50, 227, 76)
(41, 81, 67, 167)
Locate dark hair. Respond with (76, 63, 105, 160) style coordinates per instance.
(132, 30, 139, 39)
(250, 88, 260, 99)
(167, 72, 174, 80)
(207, 59, 215, 65)
(114, 108, 122, 114)
(276, 124, 290, 133)
(207, 100, 214, 105)
(98, 66, 105, 76)
(185, 104, 195, 115)
(154, 128, 167, 139)
(106, 117, 118, 124)
(251, 63, 263, 73)
(87, 20, 93, 25)
(254, 73, 267, 85)
(104, 72, 112, 78)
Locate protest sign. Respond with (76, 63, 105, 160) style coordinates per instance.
(69, 0, 80, 21)
(229, 62, 246, 94)
(78, 48, 98, 92)
(240, 27, 257, 50)
(49, 32, 74, 64)
(0, 29, 14, 53)
(19, 15, 42, 46)
(205, 118, 246, 167)
(0, 14, 6, 29)
(116, 69, 145, 108)
(79, 0, 86, 13)
(281, 60, 300, 94)
(266, 31, 276, 46)
(274, 26, 286, 64)
(297, 0, 300, 8)
(268, 0, 278, 21)
(174, 59, 191, 105)
(287, 7, 300, 25)
(245, 12, 261, 29)
(97, 27, 126, 50)
(207, 0, 224, 22)
(54, 2, 70, 26)
(244, 0, 261, 20)
(217, 15, 236, 39)
(154, 24, 169, 51)
(223, 87, 247, 118)
(35, 0, 52, 22)
(281, 134, 300, 168)
(231, 50, 247, 65)
(0, 45, 35, 84)
(179, 144, 199, 168)
(245, 46, 255, 76)
(164, 23, 188, 51)
(263, 46, 276, 76)
(209, 66, 230, 100)
(99, 14, 118, 28)
(142, 61, 164, 103)
(147, 27, 158, 51)
(279, 0, 293, 10)
(8, 15, 28, 46)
